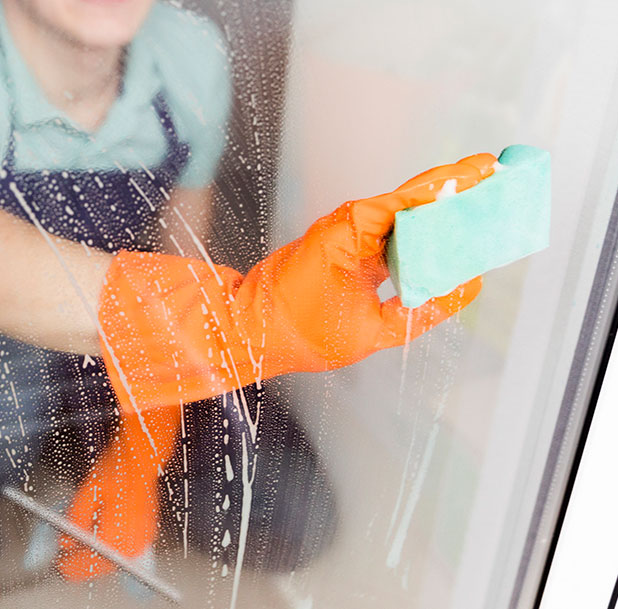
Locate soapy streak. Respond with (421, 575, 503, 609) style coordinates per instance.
(228, 349, 259, 443)
(387, 320, 431, 539)
(173, 206, 266, 430)
(386, 309, 419, 537)
(173, 205, 266, 399)
(5, 448, 16, 469)
(396, 309, 415, 415)
(180, 397, 189, 558)
(8, 182, 160, 459)
(172, 209, 262, 441)
(172, 208, 263, 446)
(387, 319, 461, 568)
(387, 423, 439, 568)
(229, 431, 257, 609)
(387, 408, 422, 542)
(139, 193, 267, 595)
(129, 177, 156, 212)
(173, 206, 223, 286)
(9, 380, 26, 437)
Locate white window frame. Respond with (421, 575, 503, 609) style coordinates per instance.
(538, 319, 618, 609)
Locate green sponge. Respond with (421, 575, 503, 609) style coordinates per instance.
(387, 145, 551, 308)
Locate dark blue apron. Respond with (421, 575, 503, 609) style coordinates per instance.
(0, 93, 190, 488)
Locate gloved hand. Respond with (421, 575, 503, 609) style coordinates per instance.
(57, 407, 179, 580)
(57, 151, 496, 580)
(98, 151, 496, 414)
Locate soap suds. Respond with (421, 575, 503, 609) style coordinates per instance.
(436, 178, 457, 199)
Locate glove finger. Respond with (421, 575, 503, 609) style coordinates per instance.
(457, 152, 497, 178)
(57, 481, 158, 581)
(57, 478, 99, 556)
(58, 546, 117, 580)
(394, 153, 496, 200)
(57, 496, 117, 580)
(352, 153, 497, 258)
(376, 276, 482, 350)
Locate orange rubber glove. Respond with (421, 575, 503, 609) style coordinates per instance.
(58, 407, 179, 580)
(97, 151, 495, 413)
(57, 152, 496, 580)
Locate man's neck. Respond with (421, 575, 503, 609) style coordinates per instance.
(3, 0, 123, 131)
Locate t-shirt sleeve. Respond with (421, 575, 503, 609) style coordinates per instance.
(143, 3, 232, 189)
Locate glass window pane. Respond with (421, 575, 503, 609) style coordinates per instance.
(0, 0, 617, 607)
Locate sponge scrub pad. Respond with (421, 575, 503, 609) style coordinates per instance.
(387, 145, 551, 308)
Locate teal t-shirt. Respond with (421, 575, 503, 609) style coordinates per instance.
(0, 1, 232, 188)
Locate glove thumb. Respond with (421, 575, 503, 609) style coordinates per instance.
(376, 276, 482, 350)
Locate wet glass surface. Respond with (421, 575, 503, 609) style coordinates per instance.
(0, 1, 618, 608)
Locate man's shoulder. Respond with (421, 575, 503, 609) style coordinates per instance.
(144, 2, 226, 48)
(140, 2, 231, 128)
(139, 2, 232, 187)
(141, 2, 230, 91)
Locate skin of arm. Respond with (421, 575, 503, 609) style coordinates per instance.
(0, 209, 111, 355)
(0, 186, 213, 355)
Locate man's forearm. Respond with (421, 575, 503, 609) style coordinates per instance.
(0, 210, 111, 354)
